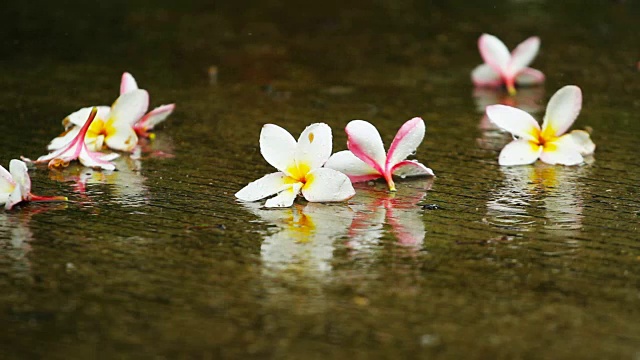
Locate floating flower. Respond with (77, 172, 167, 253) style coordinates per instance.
(486, 85, 596, 166)
(324, 117, 434, 192)
(0, 159, 67, 210)
(120, 72, 175, 137)
(30, 108, 119, 170)
(235, 123, 355, 208)
(47, 84, 149, 153)
(472, 33, 545, 95)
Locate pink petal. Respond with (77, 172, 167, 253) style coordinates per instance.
(301, 168, 355, 203)
(541, 85, 582, 138)
(79, 146, 117, 171)
(486, 104, 541, 141)
(386, 117, 425, 170)
(478, 33, 510, 73)
(498, 140, 542, 166)
(345, 120, 387, 175)
(120, 72, 139, 94)
(390, 160, 435, 178)
(471, 64, 503, 87)
(508, 36, 540, 75)
(134, 104, 175, 135)
(515, 67, 545, 86)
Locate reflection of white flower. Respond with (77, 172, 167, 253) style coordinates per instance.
(242, 202, 354, 274)
(487, 165, 585, 237)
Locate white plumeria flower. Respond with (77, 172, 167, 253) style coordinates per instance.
(32, 108, 120, 170)
(0, 159, 67, 210)
(471, 33, 545, 95)
(486, 85, 596, 166)
(324, 117, 434, 192)
(48, 88, 149, 153)
(120, 72, 176, 137)
(235, 123, 355, 208)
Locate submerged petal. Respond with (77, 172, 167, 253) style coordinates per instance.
(542, 85, 582, 138)
(515, 67, 545, 86)
(386, 117, 425, 170)
(540, 135, 584, 165)
(486, 104, 540, 141)
(345, 120, 387, 175)
(260, 124, 297, 175)
(498, 140, 542, 166)
(301, 168, 355, 203)
(235, 172, 291, 202)
(324, 150, 380, 182)
(264, 182, 303, 208)
(295, 123, 333, 172)
(471, 64, 503, 87)
(120, 72, 139, 94)
(391, 160, 435, 178)
(508, 36, 540, 75)
(478, 34, 511, 72)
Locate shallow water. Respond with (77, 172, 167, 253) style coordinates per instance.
(1, 0, 639, 358)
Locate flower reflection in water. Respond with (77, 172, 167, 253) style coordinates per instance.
(487, 164, 587, 239)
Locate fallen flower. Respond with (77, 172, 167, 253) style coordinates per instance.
(324, 117, 434, 192)
(472, 33, 544, 95)
(29, 107, 119, 170)
(48, 84, 150, 153)
(0, 159, 67, 210)
(235, 123, 355, 208)
(486, 85, 596, 166)
(120, 72, 175, 137)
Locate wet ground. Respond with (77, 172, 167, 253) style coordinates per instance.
(1, 0, 639, 358)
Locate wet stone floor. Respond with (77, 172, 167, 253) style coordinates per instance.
(0, 0, 639, 358)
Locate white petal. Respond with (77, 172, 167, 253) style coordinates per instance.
(65, 106, 111, 127)
(301, 168, 355, 203)
(0, 164, 15, 195)
(324, 150, 379, 180)
(542, 85, 582, 137)
(78, 147, 116, 171)
(478, 33, 511, 73)
(259, 124, 297, 175)
(486, 104, 541, 141)
(294, 123, 333, 172)
(104, 125, 138, 152)
(235, 172, 291, 202)
(99, 152, 121, 161)
(390, 160, 435, 178)
(515, 68, 545, 86)
(471, 64, 502, 87)
(109, 89, 149, 126)
(386, 117, 425, 170)
(265, 182, 303, 208)
(120, 72, 139, 94)
(345, 120, 387, 174)
(6, 185, 23, 210)
(9, 160, 31, 196)
(47, 127, 80, 151)
(498, 140, 542, 166)
(540, 135, 584, 166)
(508, 36, 540, 75)
(565, 130, 596, 156)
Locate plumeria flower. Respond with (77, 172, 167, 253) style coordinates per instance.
(120, 72, 175, 137)
(486, 85, 596, 166)
(235, 123, 355, 208)
(47, 87, 149, 153)
(324, 117, 434, 192)
(29, 108, 119, 170)
(0, 159, 67, 210)
(472, 33, 545, 95)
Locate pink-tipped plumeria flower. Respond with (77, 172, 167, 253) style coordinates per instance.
(235, 123, 355, 208)
(120, 72, 175, 138)
(0, 159, 67, 210)
(31, 108, 119, 170)
(47, 88, 149, 153)
(472, 33, 545, 95)
(486, 85, 596, 166)
(324, 118, 434, 192)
